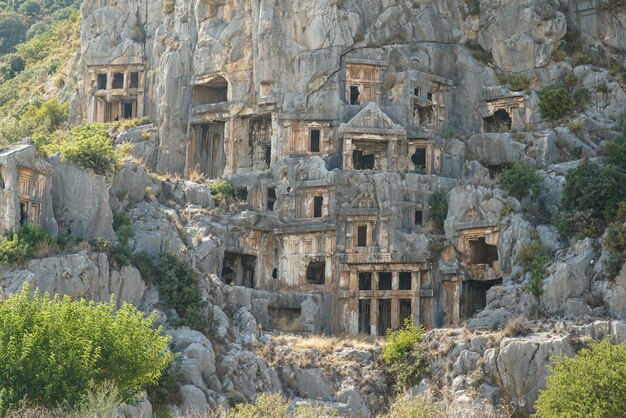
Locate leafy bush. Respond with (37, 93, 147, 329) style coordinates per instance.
(429, 190, 448, 233)
(0, 284, 173, 414)
(499, 161, 542, 200)
(380, 395, 443, 418)
(464, 41, 492, 64)
(603, 220, 626, 280)
(516, 240, 551, 270)
(526, 254, 550, 298)
(41, 124, 125, 175)
(156, 253, 209, 332)
(496, 74, 534, 91)
(227, 393, 289, 418)
(146, 355, 184, 410)
(383, 317, 429, 388)
(0, 223, 53, 265)
(562, 160, 626, 222)
(534, 339, 626, 417)
(209, 180, 235, 204)
(604, 134, 626, 171)
(131, 251, 157, 286)
(538, 85, 574, 120)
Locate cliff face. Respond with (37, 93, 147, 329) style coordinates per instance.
(75, 0, 624, 171)
(3, 0, 625, 415)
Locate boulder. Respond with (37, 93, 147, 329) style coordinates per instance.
(466, 133, 526, 166)
(49, 156, 115, 240)
(496, 334, 573, 413)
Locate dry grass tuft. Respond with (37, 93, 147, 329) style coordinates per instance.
(503, 317, 532, 338)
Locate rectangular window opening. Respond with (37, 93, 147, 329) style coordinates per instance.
(415, 210, 423, 226)
(313, 195, 323, 218)
(112, 72, 124, 89)
(97, 73, 107, 90)
(129, 72, 139, 88)
(399, 272, 412, 290)
(350, 86, 360, 105)
(310, 129, 321, 152)
(267, 187, 276, 211)
(357, 225, 368, 247)
(378, 272, 392, 291)
(358, 272, 372, 291)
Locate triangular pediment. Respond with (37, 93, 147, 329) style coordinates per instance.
(340, 103, 406, 135)
(350, 183, 378, 209)
(457, 202, 488, 223)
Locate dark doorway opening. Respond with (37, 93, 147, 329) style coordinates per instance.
(19, 202, 27, 225)
(350, 86, 360, 105)
(378, 299, 392, 336)
(483, 109, 512, 133)
(358, 299, 371, 334)
(267, 187, 276, 211)
(469, 237, 499, 266)
(112, 72, 124, 89)
(357, 225, 368, 247)
(399, 272, 412, 290)
(411, 148, 427, 172)
(313, 196, 323, 218)
(310, 129, 320, 152)
(353, 150, 375, 170)
(263, 145, 271, 168)
(378, 272, 392, 290)
(97, 73, 107, 90)
(222, 252, 257, 288)
(306, 261, 325, 285)
(123, 102, 134, 119)
(415, 210, 423, 226)
(129, 72, 139, 88)
(359, 272, 372, 290)
(461, 279, 502, 320)
(399, 299, 412, 325)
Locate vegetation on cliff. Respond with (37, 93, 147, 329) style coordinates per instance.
(0, 284, 172, 415)
(535, 339, 626, 417)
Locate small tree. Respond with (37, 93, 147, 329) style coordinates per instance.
(383, 317, 429, 388)
(499, 161, 542, 200)
(562, 160, 626, 222)
(156, 253, 209, 332)
(534, 339, 626, 417)
(538, 85, 574, 120)
(429, 190, 448, 233)
(0, 285, 173, 414)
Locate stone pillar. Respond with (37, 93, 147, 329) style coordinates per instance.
(343, 137, 352, 170)
(414, 270, 422, 327)
(391, 298, 399, 330)
(370, 297, 378, 336)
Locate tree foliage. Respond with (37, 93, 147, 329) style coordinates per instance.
(383, 317, 429, 388)
(499, 161, 542, 200)
(156, 253, 209, 333)
(562, 160, 626, 222)
(534, 339, 626, 417)
(38, 124, 126, 175)
(429, 190, 448, 233)
(0, 285, 173, 414)
(538, 85, 574, 120)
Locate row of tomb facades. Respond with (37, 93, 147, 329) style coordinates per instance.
(79, 55, 521, 334)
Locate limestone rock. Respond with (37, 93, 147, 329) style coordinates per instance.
(50, 155, 115, 240)
(496, 334, 573, 413)
(466, 133, 526, 166)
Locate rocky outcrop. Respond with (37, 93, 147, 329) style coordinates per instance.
(50, 156, 115, 240)
(0, 252, 147, 307)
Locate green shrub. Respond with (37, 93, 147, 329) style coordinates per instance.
(41, 124, 125, 175)
(131, 251, 157, 286)
(496, 74, 534, 91)
(562, 160, 626, 222)
(526, 254, 551, 298)
(464, 41, 492, 64)
(0, 224, 54, 265)
(499, 161, 542, 200)
(156, 253, 208, 333)
(383, 317, 429, 388)
(534, 339, 626, 417)
(604, 134, 626, 171)
(0, 284, 173, 414)
(553, 209, 602, 241)
(517, 240, 550, 270)
(380, 395, 443, 418)
(429, 190, 448, 233)
(538, 85, 574, 120)
(146, 355, 184, 410)
(603, 222, 626, 280)
(209, 180, 235, 204)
